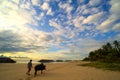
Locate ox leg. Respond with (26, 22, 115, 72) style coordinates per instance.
(41, 70, 43, 74)
(34, 70, 37, 76)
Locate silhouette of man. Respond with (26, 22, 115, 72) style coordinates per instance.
(26, 59, 32, 75)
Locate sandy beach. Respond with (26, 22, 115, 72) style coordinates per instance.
(0, 61, 120, 80)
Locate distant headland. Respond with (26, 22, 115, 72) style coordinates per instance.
(0, 55, 16, 63)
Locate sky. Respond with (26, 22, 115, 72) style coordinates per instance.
(0, 0, 120, 60)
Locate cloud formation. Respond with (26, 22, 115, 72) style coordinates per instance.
(0, 0, 120, 60)
(97, 0, 120, 32)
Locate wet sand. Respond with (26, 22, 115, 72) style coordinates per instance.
(0, 61, 120, 80)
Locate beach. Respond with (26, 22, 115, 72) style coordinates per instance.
(0, 61, 120, 80)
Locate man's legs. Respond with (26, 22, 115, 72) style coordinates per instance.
(26, 68, 31, 75)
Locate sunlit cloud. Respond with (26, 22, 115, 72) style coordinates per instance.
(83, 12, 106, 25)
(41, 2, 49, 10)
(41, 2, 54, 15)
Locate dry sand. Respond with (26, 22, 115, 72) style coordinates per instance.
(0, 61, 120, 80)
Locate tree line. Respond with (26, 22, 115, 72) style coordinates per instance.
(83, 40, 120, 63)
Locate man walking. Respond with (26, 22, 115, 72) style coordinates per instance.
(26, 59, 32, 75)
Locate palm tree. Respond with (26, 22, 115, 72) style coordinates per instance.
(113, 40, 120, 54)
(102, 44, 109, 55)
(106, 42, 112, 51)
(89, 51, 96, 61)
(96, 48, 104, 61)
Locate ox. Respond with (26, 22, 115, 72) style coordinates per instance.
(34, 63, 46, 76)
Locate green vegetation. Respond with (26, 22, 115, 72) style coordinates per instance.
(82, 61, 120, 71)
(83, 40, 120, 71)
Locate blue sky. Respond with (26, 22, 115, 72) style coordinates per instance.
(0, 0, 120, 60)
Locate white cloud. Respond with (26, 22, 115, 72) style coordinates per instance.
(41, 2, 49, 10)
(62, 38, 104, 59)
(97, 18, 114, 32)
(40, 12, 44, 17)
(89, 0, 101, 6)
(47, 8, 54, 16)
(114, 34, 120, 41)
(0, 0, 37, 30)
(18, 0, 33, 10)
(97, 0, 120, 32)
(112, 23, 120, 31)
(75, 4, 100, 17)
(110, 0, 120, 18)
(73, 16, 85, 31)
(83, 12, 105, 25)
(82, 7, 99, 15)
(49, 19, 76, 39)
(0, 1, 55, 53)
(74, 38, 103, 52)
(49, 20, 62, 30)
(59, 2, 73, 15)
(35, 12, 44, 20)
(49, 19, 68, 42)
(68, 0, 72, 3)
(32, 0, 41, 6)
(41, 2, 54, 15)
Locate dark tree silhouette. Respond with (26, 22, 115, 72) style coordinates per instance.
(83, 40, 120, 63)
